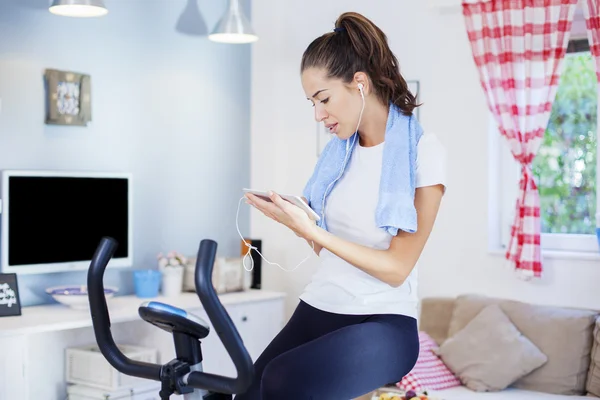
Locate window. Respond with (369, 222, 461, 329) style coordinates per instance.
(492, 11, 599, 255)
(533, 41, 597, 252)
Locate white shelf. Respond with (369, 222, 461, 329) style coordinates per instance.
(0, 289, 286, 337)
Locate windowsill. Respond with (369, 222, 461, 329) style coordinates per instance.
(488, 247, 600, 261)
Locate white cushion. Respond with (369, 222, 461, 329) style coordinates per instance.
(430, 386, 591, 399)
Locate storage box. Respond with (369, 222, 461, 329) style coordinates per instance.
(67, 381, 162, 400)
(66, 344, 159, 391)
(183, 257, 251, 293)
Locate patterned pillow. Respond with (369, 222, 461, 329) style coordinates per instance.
(396, 331, 461, 392)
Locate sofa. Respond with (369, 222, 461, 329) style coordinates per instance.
(360, 294, 600, 400)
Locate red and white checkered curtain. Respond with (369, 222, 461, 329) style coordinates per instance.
(462, 0, 578, 278)
(581, 1, 600, 79)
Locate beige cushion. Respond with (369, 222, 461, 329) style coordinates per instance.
(437, 304, 547, 392)
(419, 297, 455, 345)
(447, 294, 598, 395)
(587, 317, 600, 396)
(447, 294, 500, 338)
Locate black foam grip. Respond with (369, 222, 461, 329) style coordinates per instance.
(186, 239, 254, 394)
(87, 237, 162, 381)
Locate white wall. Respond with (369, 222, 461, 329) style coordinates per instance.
(250, 0, 600, 319)
(0, 0, 253, 306)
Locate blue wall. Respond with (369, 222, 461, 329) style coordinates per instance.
(0, 0, 252, 306)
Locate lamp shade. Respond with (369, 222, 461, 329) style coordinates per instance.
(209, 0, 258, 44)
(49, 0, 108, 17)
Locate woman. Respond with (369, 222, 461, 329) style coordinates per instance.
(239, 11, 446, 400)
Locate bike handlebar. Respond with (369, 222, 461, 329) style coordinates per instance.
(87, 237, 162, 381)
(87, 236, 255, 395)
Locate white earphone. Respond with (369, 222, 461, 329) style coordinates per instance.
(358, 83, 364, 98)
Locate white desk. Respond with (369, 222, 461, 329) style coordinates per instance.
(0, 289, 286, 400)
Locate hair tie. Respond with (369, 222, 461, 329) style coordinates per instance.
(333, 27, 345, 33)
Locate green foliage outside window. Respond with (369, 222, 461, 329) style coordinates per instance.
(532, 52, 597, 234)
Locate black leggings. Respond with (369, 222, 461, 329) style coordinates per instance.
(234, 300, 419, 400)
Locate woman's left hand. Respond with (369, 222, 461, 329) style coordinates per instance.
(245, 191, 317, 241)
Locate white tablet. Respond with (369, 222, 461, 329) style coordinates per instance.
(242, 188, 321, 221)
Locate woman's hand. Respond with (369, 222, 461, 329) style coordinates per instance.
(245, 191, 317, 241)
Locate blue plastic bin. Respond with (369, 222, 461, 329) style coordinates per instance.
(133, 270, 162, 298)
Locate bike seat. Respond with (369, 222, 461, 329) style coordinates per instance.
(138, 301, 210, 339)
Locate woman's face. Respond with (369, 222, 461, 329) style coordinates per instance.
(301, 67, 364, 140)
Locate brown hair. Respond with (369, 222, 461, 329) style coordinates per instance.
(300, 12, 419, 116)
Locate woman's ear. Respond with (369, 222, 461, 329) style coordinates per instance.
(353, 71, 369, 95)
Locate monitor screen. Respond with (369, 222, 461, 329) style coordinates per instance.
(1, 171, 132, 274)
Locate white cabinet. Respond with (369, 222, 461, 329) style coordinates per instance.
(0, 289, 286, 400)
(0, 335, 27, 400)
(229, 299, 284, 362)
(192, 296, 285, 379)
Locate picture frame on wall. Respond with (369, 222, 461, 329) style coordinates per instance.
(315, 79, 421, 157)
(0, 273, 22, 317)
(44, 68, 92, 126)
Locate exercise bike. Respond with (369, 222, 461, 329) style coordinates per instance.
(86, 236, 254, 400)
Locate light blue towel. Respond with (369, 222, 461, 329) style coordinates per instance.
(303, 102, 423, 236)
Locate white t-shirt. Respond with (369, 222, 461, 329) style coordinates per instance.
(299, 133, 447, 318)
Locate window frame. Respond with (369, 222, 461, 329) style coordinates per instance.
(490, 22, 600, 257)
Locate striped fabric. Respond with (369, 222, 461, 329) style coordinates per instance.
(462, 0, 579, 278)
(396, 331, 461, 392)
(582, 1, 600, 80)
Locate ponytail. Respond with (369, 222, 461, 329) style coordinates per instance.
(301, 12, 419, 116)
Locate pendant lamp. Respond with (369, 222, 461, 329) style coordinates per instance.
(209, 0, 258, 44)
(49, 0, 108, 18)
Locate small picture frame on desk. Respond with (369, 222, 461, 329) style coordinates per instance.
(0, 273, 22, 317)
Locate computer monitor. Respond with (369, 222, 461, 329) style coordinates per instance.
(0, 170, 133, 274)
